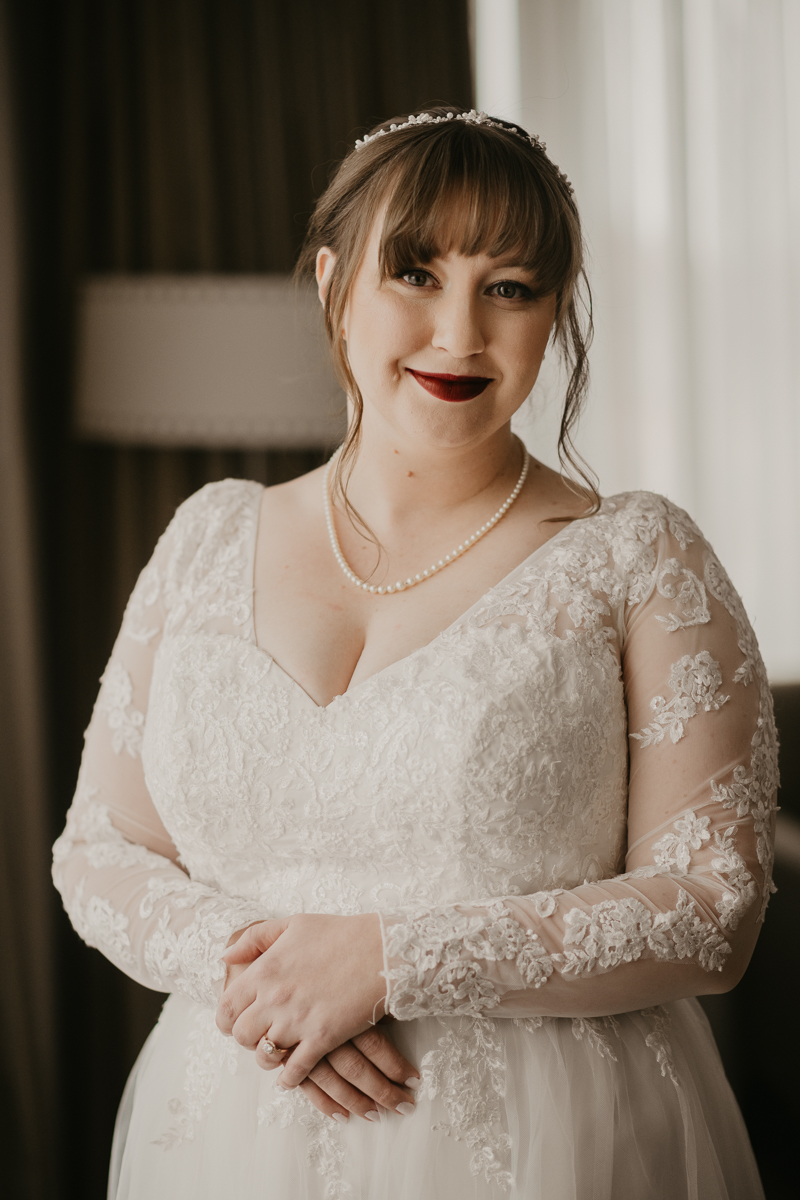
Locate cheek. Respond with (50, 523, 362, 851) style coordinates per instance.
(502, 323, 550, 388)
(347, 296, 428, 381)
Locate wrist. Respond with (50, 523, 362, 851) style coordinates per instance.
(356, 912, 388, 1019)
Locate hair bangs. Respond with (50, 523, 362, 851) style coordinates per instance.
(377, 124, 579, 309)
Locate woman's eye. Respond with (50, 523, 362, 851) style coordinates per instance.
(399, 270, 433, 288)
(490, 280, 532, 301)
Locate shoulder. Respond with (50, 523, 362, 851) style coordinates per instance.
(154, 478, 263, 604)
(168, 478, 263, 537)
(599, 490, 707, 554)
(567, 491, 721, 613)
(605, 493, 768, 694)
(162, 477, 263, 559)
(257, 463, 327, 524)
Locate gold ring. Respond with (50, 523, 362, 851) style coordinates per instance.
(259, 1036, 286, 1057)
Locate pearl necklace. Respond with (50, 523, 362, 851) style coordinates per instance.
(324, 442, 530, 595)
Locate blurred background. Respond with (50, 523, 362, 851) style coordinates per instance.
(0, 2, 797, 1197)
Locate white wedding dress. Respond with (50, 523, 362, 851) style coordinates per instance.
(52, 479, 777, 1200)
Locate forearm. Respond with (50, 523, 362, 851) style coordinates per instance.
(53, 782, 266, 1005)
(379, 863, 762, 1021)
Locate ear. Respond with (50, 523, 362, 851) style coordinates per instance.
(315, 246, 337, 307)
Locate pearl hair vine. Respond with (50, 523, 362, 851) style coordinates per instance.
(353, 109, 574, 195)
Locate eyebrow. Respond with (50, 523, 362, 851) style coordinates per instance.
(485, 254, 535, 270)
(419, 249, 535, 271)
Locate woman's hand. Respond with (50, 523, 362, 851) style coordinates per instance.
(216, 913, 388, 1089)
(221, 924, 418, 1122)
(291, 1027, 419, 1123)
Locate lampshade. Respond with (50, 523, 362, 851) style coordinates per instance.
(73, 274, 345, 448)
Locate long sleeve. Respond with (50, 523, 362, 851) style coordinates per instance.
(52, 496, 266, 1008)
(379, 499, 779, 1020)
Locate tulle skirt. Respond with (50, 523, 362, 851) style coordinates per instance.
(109, 992, 763, 1200)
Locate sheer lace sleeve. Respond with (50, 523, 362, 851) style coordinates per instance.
(52, 494, 266, 1008)
(379, 499, 779, 1020)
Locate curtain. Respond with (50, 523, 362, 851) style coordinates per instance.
(0, 5, 56, 1198)
(481, 0, 800, 684)
(5, 2, 473, 1196)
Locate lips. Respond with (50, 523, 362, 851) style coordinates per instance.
(406, 369, 492, 401)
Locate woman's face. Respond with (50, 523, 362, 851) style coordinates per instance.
(316, 213, 557, 452)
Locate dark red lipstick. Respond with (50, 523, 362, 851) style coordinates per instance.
(406, 369, 492, 401)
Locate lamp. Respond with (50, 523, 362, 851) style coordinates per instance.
(73, 275, 345, 448)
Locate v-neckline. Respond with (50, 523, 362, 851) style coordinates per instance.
(249, 485, 605, 712)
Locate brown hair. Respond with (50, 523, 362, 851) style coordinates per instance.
(296, 106, 597, 537)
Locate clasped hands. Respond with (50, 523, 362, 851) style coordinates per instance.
(215, 913, 419, 1123)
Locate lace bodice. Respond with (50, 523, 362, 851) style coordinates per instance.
(53, 480, 778, 1021)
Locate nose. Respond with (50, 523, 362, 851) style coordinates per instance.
(430, 289, 486, 359)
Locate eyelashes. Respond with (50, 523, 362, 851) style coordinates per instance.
(394, 269, 537, 301)
(487, 281, 535, 301)
(397, 269, 433, 288)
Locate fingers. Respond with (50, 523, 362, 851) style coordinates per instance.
(255, 1035, 291, 1071)
(222, 961, 249, 992)
(304, 1058, 387, 1121)
(298, 1077, 351, 1124)
(217, 983, 257, 1037)
(276, 1039, 332, 1090)
(325, 1042, 416, 1115)
(222, 918, 289, 966)
(229, 1001, 280, 1050)
(350, 1026, 419, 1088)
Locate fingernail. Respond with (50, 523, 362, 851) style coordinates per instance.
(332, 1112, 349, 1124)
(364, 1110, 380, 1122)
(396, 1102, 415, 1116)
(404, 1077, 421, 1090)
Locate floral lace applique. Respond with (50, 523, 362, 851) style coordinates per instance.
(53, 784, 265, 1007)
(557, 889, 730, 976)
(711, 717, 778, 919)
(52, 782, 112, 862)
(529, 890, 559, 917)
(616, 493, 698, 556)
(653, 813, 711, 871)
(710, 827, 758, 930)
(641, 1006, 679, 1087)
(511, 1015, 552, 1032)
(703, 556, 760, 686)
(142, 896, 265, 1007)
(154, 1007, 239, 1149)
(630, 651, 728, 747)
(68, 876, 135, 966)
(120, 558, 163, 646)
(570, 1015, 620, 1060)
(383, 904, 553, 1020)
(654, 559, 710, 631)
(421, 1016, 513, 1191)
(160, 479, 261, 641)
(98, 660, 145, 757)
(384, 885, 732, 1020)
(258, 1087, 351, 1200)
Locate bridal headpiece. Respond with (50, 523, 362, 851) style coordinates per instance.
(354, 109, 573, 195)
(354, 108, 545, 152)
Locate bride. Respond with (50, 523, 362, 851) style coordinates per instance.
(53, 108, 775, 1199)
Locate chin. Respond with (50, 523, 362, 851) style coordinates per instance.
(406, 402, 507, 450)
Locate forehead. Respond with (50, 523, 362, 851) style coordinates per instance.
(374, 180, 536, 274)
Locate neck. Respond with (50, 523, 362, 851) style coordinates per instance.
(337, 419, 522, 538)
